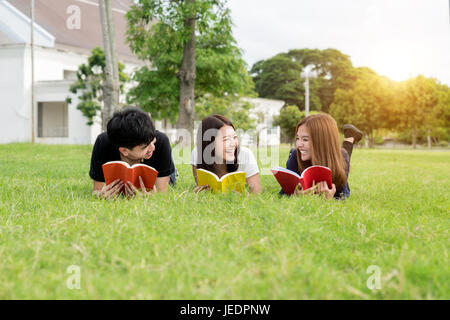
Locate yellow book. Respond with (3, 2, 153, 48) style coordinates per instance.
(196, 169, 246, 193)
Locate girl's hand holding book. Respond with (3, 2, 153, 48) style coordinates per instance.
(316, 181, 336, 199)
(293, 180, 320, 196)
(293, 180, 336, 199)
(194, 185, 211, 193)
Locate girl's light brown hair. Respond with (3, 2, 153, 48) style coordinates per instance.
(295, 113, 348, 191)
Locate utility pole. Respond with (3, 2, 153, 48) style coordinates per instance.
(304, 73, 310, 117)
(302, 65, 313, 117)
(30, 0, 35, 143)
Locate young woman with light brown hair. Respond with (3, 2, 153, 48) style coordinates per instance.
(283, 113, 362, 199)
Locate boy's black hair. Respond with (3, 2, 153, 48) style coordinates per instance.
(107, 106, 156, 149)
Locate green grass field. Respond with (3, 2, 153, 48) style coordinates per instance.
(0, 144, 448, 299)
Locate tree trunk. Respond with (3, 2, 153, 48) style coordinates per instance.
(427, 127, 431, 149)
(364, 134, 369, 148)
(105, 0, 119, 96)
(99, 0, 120, 131)
(176, 0, 196, 144)
(256, 130, 260, 148)
(412, 120, 417, 149)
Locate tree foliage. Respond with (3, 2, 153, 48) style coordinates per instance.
(434, 82, 450, 141)
(398, 76, 440, 148)
(273, 106, 319, 144)
(253, 48, 450, 147)
(67, 47, 128, 126)
(195, 94, 256, 131)
(330, 71, 395, 147)
(251, 55, 305, 107)
(251, 48, 357, 113)
(126, 0, 254, 128)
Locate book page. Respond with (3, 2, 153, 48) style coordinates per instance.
(197, 169, 220, 191)
(130, 165, 158, 190)
(221, 172, 246, 193)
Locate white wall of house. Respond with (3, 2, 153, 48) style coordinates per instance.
(0, 42, 141, 144)
(35, 80, 97, 144)
(0, 0, 142, 145)
(0, 44, 30, 143)
(242, 97, 285, 146)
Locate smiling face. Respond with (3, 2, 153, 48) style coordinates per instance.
(119, 137, 157, 162)
(296, 125, 312, 161)
(215, 125, 238, 163)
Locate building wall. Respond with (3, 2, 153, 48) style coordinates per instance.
(0, 44, 141, 144)
(0, 45, 30, 143)
(0, 31, 13, 44)
(242, 97, 285, 146)
(35, 80, 95, 144)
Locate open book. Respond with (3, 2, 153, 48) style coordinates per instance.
(102, 161, 158, 192)
(196, 169, 246, 193)
(271, 166, 332, 195)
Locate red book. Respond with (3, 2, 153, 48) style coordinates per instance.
(102, 161, 158, 193)
(271, 166, 332, 195)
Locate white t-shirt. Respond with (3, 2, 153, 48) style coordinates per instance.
(190, 146, 259, 179)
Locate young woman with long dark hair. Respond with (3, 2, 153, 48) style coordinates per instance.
(191, 114, 262, 194)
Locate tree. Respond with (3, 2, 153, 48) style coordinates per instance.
(273, 106, 319, 145)
(251, 48, 357, 113)
(433, 82, 450, 143)
(251, 54, 305, 107)
(66, 47, 129, 127)
(399, 76, 439, 148)
(288, 48, 356, 113)
(195, 94, 255, 131)
(126, 0, 253, 138)
(98, 0, 120, 129)
(330, 72, 395, 147)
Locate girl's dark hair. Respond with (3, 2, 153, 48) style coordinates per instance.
(107, 106, 156, 149)
(196, 114, 239, 174)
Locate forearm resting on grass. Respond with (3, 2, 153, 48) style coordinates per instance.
(246, 173, 262, 194)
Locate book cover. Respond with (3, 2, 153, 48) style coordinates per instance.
(102, 161, 158, 192)
(271, 165, 332, 195)
(196, 169, 246, 193)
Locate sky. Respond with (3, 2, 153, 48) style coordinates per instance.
(227, 0, 450, 85)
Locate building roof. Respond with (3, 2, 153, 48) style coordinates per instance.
(6, 0, 137, 61)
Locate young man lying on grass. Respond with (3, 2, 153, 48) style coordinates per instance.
(89, 106, 175, 199)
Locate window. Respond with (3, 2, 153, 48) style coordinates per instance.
(63, 70, 77, 81)
(37, 102, 69, 137)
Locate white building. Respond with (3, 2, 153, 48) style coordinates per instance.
(241, 97, 285, 146)
(0, 0, 141, 144)
(155, 97, 285, 147)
